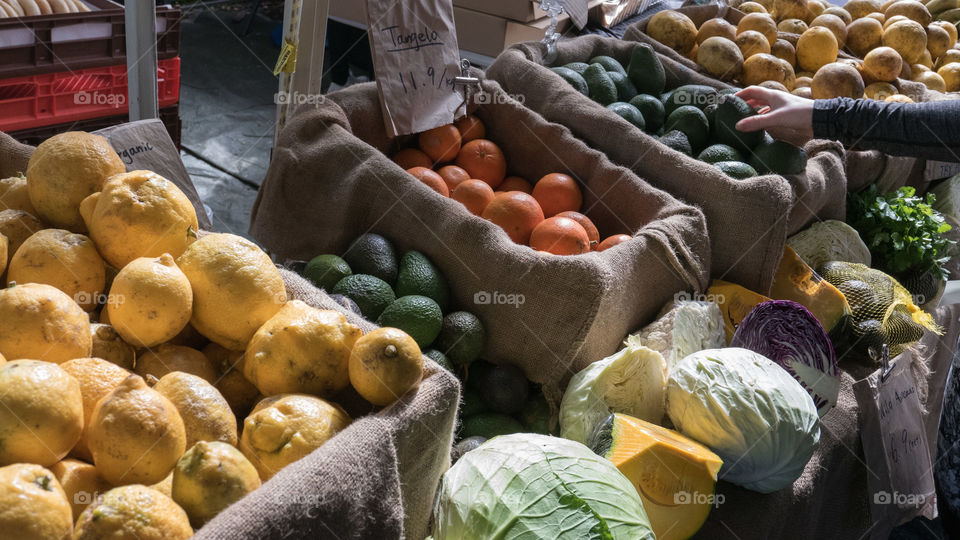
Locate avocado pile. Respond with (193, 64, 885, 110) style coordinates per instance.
(550, 43, 808, 180)
(453, 359, 553, 462)
(301, 233, 485, 362)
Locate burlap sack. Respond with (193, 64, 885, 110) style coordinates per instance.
(0, 129, 461, 540)
(696, 302, 959, 539)
(486, 35, 846, 293)
(249, 78, 710, 398)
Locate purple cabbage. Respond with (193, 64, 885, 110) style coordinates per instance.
(731, 300, 840, 417)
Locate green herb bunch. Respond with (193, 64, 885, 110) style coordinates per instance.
(848, 185, 954, 280)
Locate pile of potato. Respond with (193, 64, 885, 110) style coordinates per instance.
(646, 0, 960, 101)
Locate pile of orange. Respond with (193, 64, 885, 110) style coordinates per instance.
(391, 116, 631, 256)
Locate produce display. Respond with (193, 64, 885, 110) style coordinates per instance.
(647, 0, 960, 98)
(551, 42, 809, 179)
(392, 116, 626, 253)
(0, 130, 433, 538)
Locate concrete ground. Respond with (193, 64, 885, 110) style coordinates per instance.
(178, 5, 279, 238)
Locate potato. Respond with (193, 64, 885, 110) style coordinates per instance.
(772, 38, 798, 66)
(737, 30, 772, 57)
(697, 18, 737, 43)
(742, 53, 797, 88)
(863, 46, 903, 81)
(884, 0, 931, 26)
(882, 20, 928, 64)
(778, 18, 809, 34)
(847, 17, 884, 57)
(738, 12, 779, 45)
(811, 13, 848, 48)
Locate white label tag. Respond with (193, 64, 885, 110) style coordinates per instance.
(365, 0, 464, 137)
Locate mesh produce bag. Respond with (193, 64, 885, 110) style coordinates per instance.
(821, 261, 941, 358)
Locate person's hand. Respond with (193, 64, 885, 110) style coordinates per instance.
(734, 86, 815, 147)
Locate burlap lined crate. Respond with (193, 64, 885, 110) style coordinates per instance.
(486, 35, 846, 294)
(0, 131, 460, 540)
(249, 78, 710, 399)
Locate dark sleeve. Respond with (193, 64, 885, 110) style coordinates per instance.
(812, 98, 960, 162)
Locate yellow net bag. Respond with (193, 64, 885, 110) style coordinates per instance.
(820, 261, 941, 358)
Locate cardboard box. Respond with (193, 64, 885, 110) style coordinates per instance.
(329, 1, 582, 59)
(452, 0, 548, 23)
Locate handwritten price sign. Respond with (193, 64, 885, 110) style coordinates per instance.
(366, 1, 464, 137)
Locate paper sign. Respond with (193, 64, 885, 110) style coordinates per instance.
(854, 352, 937, 537)
(365, 0, 465, 137)
(93, 119, 212, 230)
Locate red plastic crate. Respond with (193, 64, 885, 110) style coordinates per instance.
(0, 56, 180, 132)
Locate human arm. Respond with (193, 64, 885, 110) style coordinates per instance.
(733, 86, 960, 162)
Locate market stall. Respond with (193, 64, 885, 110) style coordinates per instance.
(0, 0, 959, 538)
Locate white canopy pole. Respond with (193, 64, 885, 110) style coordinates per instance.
(274, 0, 329, 143)
(126, 1, 159, 121)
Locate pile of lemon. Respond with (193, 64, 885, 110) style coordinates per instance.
(0, 132, 425, 539)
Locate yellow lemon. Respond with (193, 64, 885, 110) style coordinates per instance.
(0, 174, 37, 215)
(87, 375, 187, 485)
(172, 440, 261, 527)
(59, 357, 130, 462)
(150, 472, 174, 497)
(26, 131, 125, 231)
(0, 464, 72, 540)
(0, 282, 92, 363)
(7, 228, 106, 311)
(244, 300, 362, 397)
(90, 323, 136, 370)
(79, 170, 199, 269)
(348, 327, 424, 407)
(177, 233, 287, 351)
(239, 394, 351, 480)
(49, 458, 113, 521)
(0, 209, 43, 266)
(136, 343, 219, 384)
(154, 371, 238, 448)
(106, 253, 193, 348)
(0, 360, 84, 466)
(74, 484, 193, 540)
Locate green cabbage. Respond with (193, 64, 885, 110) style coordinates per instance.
(559, 343, 667, 445)
(433, 434, 655, 540)
(667, 348, 820, 493)
(787, 219, 871, 270)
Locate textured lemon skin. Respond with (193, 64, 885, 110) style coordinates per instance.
(87, 375, 187, 486)
(0, 360, 84, 466)
(176, 233, 287, 351)
(172, 440, 261, 527)
(79, 170, 199, 269)
(0, 282, 92, 363)
(244, 300, 362, 397)
(59, 357, 130, 462)
(74, 484, 193, 540)
(26, 131, 125, 231)
(8, 228, 106, 311)
(106, 254, 193, 347)
(154, 371, 238, 448)
(239, 394, 351, 480)
(0, 463, 73, 540)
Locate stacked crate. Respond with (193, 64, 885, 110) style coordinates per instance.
(0, 0, 182, 146)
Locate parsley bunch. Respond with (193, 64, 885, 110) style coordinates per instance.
(847, 185, 954, 280)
